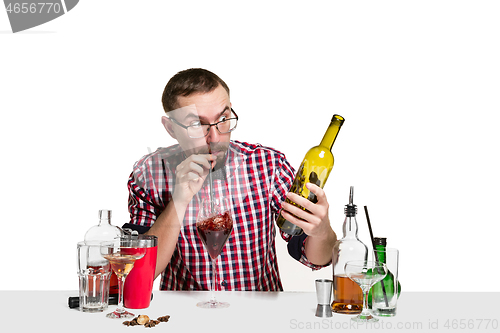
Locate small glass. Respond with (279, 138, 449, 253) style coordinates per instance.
(371, 248, 400, 317)
(100, 237, 147, 319)
(77, 241, 111, 312)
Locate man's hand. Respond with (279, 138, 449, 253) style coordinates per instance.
(280, 183, 331, 238)
(280, 183, 337, 265)
(172, 153, 216, 205)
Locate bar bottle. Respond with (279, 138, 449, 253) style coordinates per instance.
(84, 210, 124, 293)
(331, 186, 368, 314)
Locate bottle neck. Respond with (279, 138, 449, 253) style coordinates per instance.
(374, 244, 386, 263)
(98, 219, 112, 226)
(319, 115, 344, 150)
(342, 216, 359, 239)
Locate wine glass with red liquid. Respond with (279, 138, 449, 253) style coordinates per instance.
(196, 197, 233, 308)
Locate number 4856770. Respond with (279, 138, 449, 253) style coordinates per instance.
(6, 3, 62, 14)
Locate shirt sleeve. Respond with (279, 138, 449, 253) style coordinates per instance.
(286, 232, 331, 270)
(127, 157, 165, 229)
(270, 153, 294, 221)
(127, 172, 158, 228)
(271, 153, 330, 271)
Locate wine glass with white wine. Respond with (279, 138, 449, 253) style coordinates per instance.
(345, 260, 387, 323)
(100, 237, 147, 319)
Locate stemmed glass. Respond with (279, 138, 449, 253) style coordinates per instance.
(100, 237, 147, 318)
(196, 197, 233, 308)
(345, 260, 387, 323)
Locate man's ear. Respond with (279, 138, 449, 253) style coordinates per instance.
(161, 116, 176, 139)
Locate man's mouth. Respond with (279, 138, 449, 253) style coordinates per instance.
(208, 143, 229, 154)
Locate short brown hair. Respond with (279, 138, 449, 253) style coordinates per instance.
(161, 68, 230, 112)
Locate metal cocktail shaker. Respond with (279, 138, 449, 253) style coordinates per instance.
(122, 234, 158, 309)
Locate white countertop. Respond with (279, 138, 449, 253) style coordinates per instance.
(1, 290, 498, 332)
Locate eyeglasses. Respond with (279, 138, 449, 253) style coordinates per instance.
(167, 108, 239, 139)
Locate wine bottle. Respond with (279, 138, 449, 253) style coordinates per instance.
(331, 186, 368, 314)
(276, 114, 345, 236)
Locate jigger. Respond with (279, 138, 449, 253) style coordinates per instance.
(315, 279, 333, 317)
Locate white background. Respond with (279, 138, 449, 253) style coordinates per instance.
(1, 1, 499, 292)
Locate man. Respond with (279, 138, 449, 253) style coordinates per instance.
(124, 68, 336, 291)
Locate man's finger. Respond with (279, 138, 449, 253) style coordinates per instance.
(286, 191, 317, 213)
(306, 182, 326, 202)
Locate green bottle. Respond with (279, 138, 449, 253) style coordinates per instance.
(276, 114, 345, 236)
(368, 237, 401, 315)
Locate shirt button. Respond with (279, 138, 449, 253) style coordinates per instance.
(221, 280, 226, 287)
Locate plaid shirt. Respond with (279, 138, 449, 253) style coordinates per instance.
(127, 140, 325, 291)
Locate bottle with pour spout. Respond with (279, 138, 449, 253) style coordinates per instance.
(331, 186, 368, 314)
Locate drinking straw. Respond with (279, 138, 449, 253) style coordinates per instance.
(364, 206, 389, 307)
(208, 146, 214, 213)
(209, 167, 214, 212)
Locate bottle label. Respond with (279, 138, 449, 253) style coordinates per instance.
(291, 160, 330, 203)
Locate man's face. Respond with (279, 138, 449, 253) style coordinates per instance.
(162, 84, 232, 168)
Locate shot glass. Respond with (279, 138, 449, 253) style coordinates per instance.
(315, 279, 333, 317)
(77, 241, 111, 312)
(371, 248, 399, 317)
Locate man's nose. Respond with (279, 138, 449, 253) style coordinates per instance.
(205, 125, 220, 144)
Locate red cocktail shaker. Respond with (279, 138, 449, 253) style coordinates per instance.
(123, 235, 157, 309)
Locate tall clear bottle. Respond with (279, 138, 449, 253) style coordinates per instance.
(331, 186, 368, 314)
(277, 114, 345, 236)
(84, 210, 124, 293)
